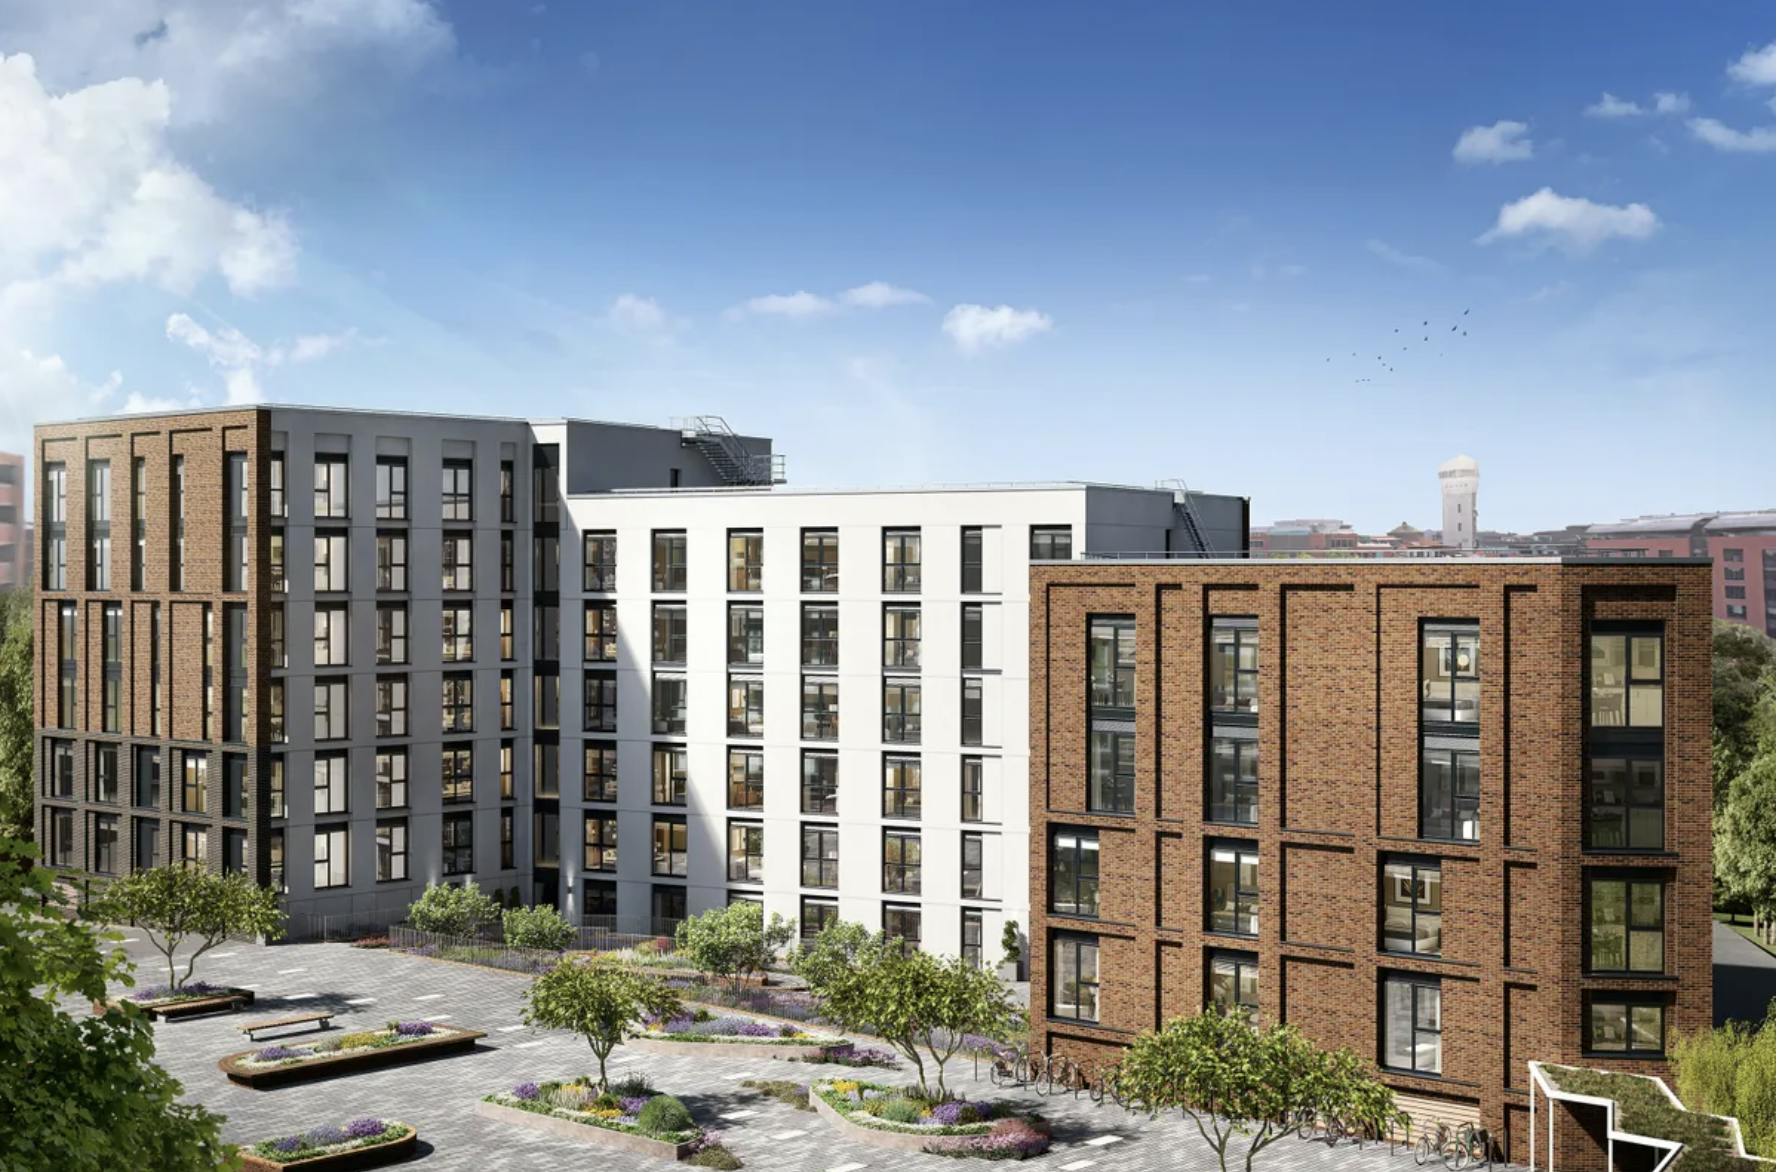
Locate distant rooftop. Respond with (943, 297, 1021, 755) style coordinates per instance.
(582, 480, 1219, 500)
(1069, 548, 1713, 564)
(37, 402, 767, 441)
(1587, 510, 1775, 537)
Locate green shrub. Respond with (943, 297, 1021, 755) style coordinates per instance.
(406, 881, 501, 937)
(871, 1097, 924, 1124)
(1674, 1008, 1777, 1158)
(742, 1079, 814, 1112)
(611, 1072, 654, 1099)
(687, 1142, 743, 1169)
(637, 1094, 695, 1136)
(503, 904, 576, 951)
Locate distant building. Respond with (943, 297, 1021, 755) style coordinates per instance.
(0, 451, 24, 590)
(1586, 511, 1775, 636)
(1439, 455, 1479, 550)
(1250, 518, 1359, 553)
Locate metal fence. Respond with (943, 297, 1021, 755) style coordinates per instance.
(286, 910, 404, 943)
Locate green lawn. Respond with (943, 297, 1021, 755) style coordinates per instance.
(1715, 910, 1776, 956)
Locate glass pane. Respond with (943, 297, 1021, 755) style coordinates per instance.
(1384, 981, 1413, 1068)
(1382, 865, 1414, 951)
(1630, 929, 1663, 972)
(1591, 1003, 1626, 1051)
(1627, 807, 1664, 851)
(1209, 962, 1234, 1008)
(1629, 882, 1662, 928)
(1629, 1005, 1663, 1050)
(1421, 631, 1452, 722)
(1629, 636, 1662, 680)
(1591, 635, 1626, 727)
(1629, 683, 1663, 727)
(1414, 984, 1440, 1031)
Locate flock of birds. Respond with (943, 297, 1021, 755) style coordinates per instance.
(1330, 308, 1472, 383)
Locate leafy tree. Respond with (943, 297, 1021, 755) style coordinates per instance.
(0, 591, 34, 840)
(999, 919, 1022, 968)
(101, 866, 284, 991)
(1117, 1009, 1401, 1172)
(820, 945, 1014, 1098)
(674, 901, 794, 988)
(1712, 621, 1775, 808)
(522, 956, 680, 1090)
(503, 903, 576, 951)
(791, 917, 881, 994)
(0, 835, 233, 1169)
(1716, 680, 1776, 941)
(406, 879, 501, 938)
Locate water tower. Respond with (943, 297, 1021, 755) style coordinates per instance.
(1439, 455, 1479, 550)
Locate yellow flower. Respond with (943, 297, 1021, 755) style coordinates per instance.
(831, 1080, 860, 1097)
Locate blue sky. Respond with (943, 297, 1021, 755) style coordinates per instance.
(0, 2, 1772, 531)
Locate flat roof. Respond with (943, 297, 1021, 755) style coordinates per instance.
(36, 402, 763, 439)
(1049, 555, 1714, 566)
(576, 481, 1230, 500)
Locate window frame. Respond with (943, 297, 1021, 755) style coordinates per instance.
(801, 823, 840, 888)
(1206, 839, 1260, 937)
(800, 528, 839, 592)
(1381, 856, 1442, 957)
(1585, 996, 1668, 1057)
(1587, 873, 1666, 974)
(882, 527, 921, 593)
(1049, 826, 1100, 918)
(1381, 973, 1443, 1076)
(882, 828, 922, 894)
(1049, 932, 1100, 1023)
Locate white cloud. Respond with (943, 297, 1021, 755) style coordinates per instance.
(941, 304, 1052, 353)
(724, 290, 837, 321)
(607, 293, 672, 335)
(1728, 43, 1777, 87)
(1477, 188, 1660, 253)
(1686, 117, 1777, 153)
(165, 311, 354, 402)
(1452, 120, 1533, 163)
(1585, 92, 1644, 118)
(840, 281, 929, 309)
(286, 328, 360, 363)
(1652, 91, 1692, 114)
(1365, 239, 1444, 273)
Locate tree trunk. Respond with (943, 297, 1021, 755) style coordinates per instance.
(593, 1040, 610, 1091)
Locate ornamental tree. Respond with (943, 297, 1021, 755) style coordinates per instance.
(1716, 683, 1776, 943)
(1117, 1009, 1402, 1172)
(673, 900, 795, 988)
(101, 865, 284, 992)
(503, 903, 577, 951)
(406, 879, 502, 938)
(523, 956, 680, 1091)
(0, 835, 232, 1170)
(820, 945, 1015, 1098)
(791, 916, 881, 995)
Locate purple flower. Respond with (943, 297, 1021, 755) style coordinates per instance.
(256, 1045, 299, 1062)
(513, 1081, 541, 1101)
(304, 1126, 349, 1147)
(344, 1118, 387, 1140)
(393, 1020, 435, 1036)
(618, 1096, 649, 1115)
(930, 1101, 978, 1126)
(272, 1137, 304, 1154)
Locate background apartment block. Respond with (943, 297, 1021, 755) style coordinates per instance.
(1585, 510, 1775, 636)
(0, 450, 28, 590)
(1027, 556, 1711, 1151)
(539, 474, 1246, 962)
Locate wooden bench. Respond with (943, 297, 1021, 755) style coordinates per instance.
(240, 1011, 335, 1041)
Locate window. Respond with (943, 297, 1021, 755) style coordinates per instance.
(442, 813, 474, 875)
(961, 678, 985, 746)
(135, 747, 160, 808)
(961, 832, 985, 898)
(376, 604, 408, 665)
(652, 817, 688, 876)
(441, 674, 474, 732)
(134, 818, 161, 872)
(93, 744, 119, 803)
(442, 458, 473, 521)
(314, 530, 348, 591)
(653, 883, 687, 925)
(1588, 998, 1666, 1056)
(582, 878, 618, 917)
(1382, 858, 1442, 956)
(802, 751, 838, 814)
(533, 807, 559, 868)
(1208, 736, 1258, 825)
(42, 462, 66, 591)
(314, 825, 348, 888)
(652, 603, 687, 663)
(266, 755, 285, 818)
(535, 671, 560, 730)
(652, 674, 687, 735)
(222, 755, 246, 818)
(131, 457, 147, 589)
(728, 529, 763, 591)
(1421, 623, 1480, 727)
(178, 753, 208, 813)
(315, 455, 349, 519)
(727, 676, 765, 737)
(1419, 746, 1479, 842)
(501, 531, 515, 592)
(313, 603, 349, 667)
(1382, 974, 1441, 1074)
(884, 904, 922, 951)
(716, 602, 765, 668)
(375, 457, 406, 520)
(1090, 616, 1137, 711)
(92, 814, 119, 875)
(1207, 841, 1259, 936)
(801, 528, 838, 592)
(961, 604, 985, 670)
(102, 604, 122, 733)
(883, 829, 921, 893)
(171, 456, 186, 590)
(584, 671, 617, 732)
(1030, 525, 1072, 561)
(1089, 729, 1135, 815)
(961, 526, 985, 594)
(583, 531, 616, 592)
(1591, 627, 1663, 729)
(269, 531, 286, 593)
(45, 740, 74, 799)
(1589, 876, 1664, 973)
(87, 459, 111, 590)
(962, 909, 984, 968)
(1209, 951, 1259, 1018)
(728, 821, 764, 882)
(584, 742, 618, 802)
(883, 679, 921, 743)
(1050, 828, 1099, 917)
(728, 748, 764, 810)
(801, 824, 839, 887)
(961, 757, 985, 822)
(178, 823, 208, 869)
(376, 749, 408, 808)
(802, 677, 839, 740)
(801, 604, 839, 666)
(652, 530, 687, 592)
(1050, 934, 1099, 1022)
(499, 671, 515, 729)
(40, 808, 73, 868)
(271, 604, 287, 668)
(883, 755, 922, 818)
(376, 819, 408, 881)
(310, 752, 346, 815)
(442, 532, 473, 591)
(222, 453, 247, 591)
(495, 458, 514, 524)
(375, 676, 408, 737)
(500, 741, 514, 800)
(270, 679, 286, 742)
(377, 531, 408, 591)
(55, 604, 74, 728)
(501, 603, 514, 660)
(1210, 620, 1260, 715)
(801, 897, 839, 942)
(585, 603, 617, 662)
(652, 745, 689, 805)
(442, 746, 473, 803)
(883, 528, 921, 592)
(535, 604, 559, 662)
(1588, 758, 1664, 851)
(442, 605, 473, 661)
(884, 605, 921, 668)
(584, 815, 618, 871)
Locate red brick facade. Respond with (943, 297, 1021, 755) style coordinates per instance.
(1027, 559, 1713, 1154)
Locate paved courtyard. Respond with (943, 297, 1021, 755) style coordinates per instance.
(80, 935, 1515, 1172)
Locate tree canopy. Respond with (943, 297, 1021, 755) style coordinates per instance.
(791, 916, 881, 994)
(405, 879, 501, 938)
(522, 956, 680, 1090)
(0, 591, 34, 839)
(101, 866, 284, 991)
(1712, 621, 1775, 808)
(1716, 678, 1776, 937)
(673, 900, 794, 988)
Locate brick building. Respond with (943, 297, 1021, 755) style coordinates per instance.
(1026, 556, 1713, 1155)
(1586, 511, 1774, 637)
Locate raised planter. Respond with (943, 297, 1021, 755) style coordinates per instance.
(630, 1034, 846, 1062)
(808, 1089, 989, 1154)
(475, 1099, 699, 1161)
(238, 1124, 417, 1171)
(95, 987, 256, 1020)
(220, 1026, 486, 1088)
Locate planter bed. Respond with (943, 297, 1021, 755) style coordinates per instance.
(1536, 1063, 1768, 1171)
(96, 983, 255, 1020)
(809, 1079, 1052, 1159)
(220, 1021, 486, 1088)
(239, 1119, 416, 1171)
(478, 1078, 701, 1162)
(633, 1011, 848, 1061)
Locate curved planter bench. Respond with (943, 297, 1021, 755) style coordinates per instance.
(95, 988, 256, 1020)
(807, 1088, 987, 1155)
(629, 1035, 847, 1062)
(221, 1029, 487, 1089)
(238, 1125, 418, 1171)
(474, 1099, 697, 1162)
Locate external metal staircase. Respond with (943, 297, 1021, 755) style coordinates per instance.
(676, 416, 786, 486)
(1155, 478, 1213, 556)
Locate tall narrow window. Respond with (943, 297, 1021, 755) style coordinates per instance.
(1049, 828, 1099, 917)
(883, 678, 921, 743)
(584, 743, 618, 802)
(375, 456, 406, 520)
(1207, 841, 1259, 936)
(584, 815, 618, 871)
(87, 459, 111, 590)
(314, 677, 348, 740)
(882, 528, 921, 592)
(801, 603, 839, 666)
(585, 602, 618, 662)
(960, 526, 984, 594)
(375, 675, 408, 737)
(884, 604, 921, 668)
(961, 678, 984, 746)
(882, 829, 921, 893)
(728, 529, 763, 591)
(1382, 974, 1441, 1074)
(442, 814, 474, 875)
(961, 603, 984, 670)
(376, 603, 408, 665)
(652, 674, 687, 735)
(376, 531, 408, 591)
(801, 677, 839, 740)
(377, 819, 409, 881)
(728, 603, 764, 665)
(653, 603, 687, 663)
(1421, 623, 1481, 727)
(1588, 624, 1665, 853)
(584, 670, 617, 732)
(883, 755, 921, 818)
(1419, 745, 1480, 843)
(376, 748, 408, 807)
(314, 529, 348, 591)
(1089, 614, 1137, 815)
(583, 531, 616, 592)
(652, 745, 688, 805)
(801, 528, 838, 592)
(1382, 858, 1442, 956)
(442, 746, 474, 803)
(1588, 876, 1665, 973)
(268, 452, 285, 519)
(1207, 617, 1260, 824)
(652, 817, 688, 876)
(315, 455, 349, 519)
(42, 462, 66, 591)
(961, 757, 985, 822)
(441, 458, 473, 521)
(1209, 951, 1259, 1019)
(1050, 934, 1099, 1022)
(442, 532, 473, 591)
(442, 605, 473, 661)
(1209, 619, 1259, 715)
(727, 675, 764, 737)
(802, 751, 838, 814)
(224, 452, 247, 591)
(727, 821, 764, 882)
(501, 531, 515, 592)
(223, 603, 246, 742)
(101, 603, 122, 733)
(728, 749, 764, 810)
(652, 530, 687, 592)
(312, 752, 347, 815)
(499, 459, 515, 523)
(961, 909, 984, 968)
(55, 603, 76, 728)
(442, 673, 474, 732)
(131, 456, 147, 590)
(801, 824, 839, 887)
